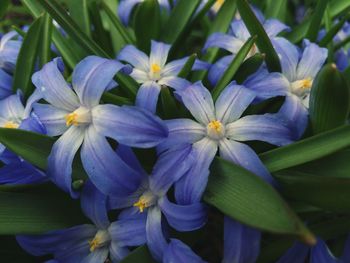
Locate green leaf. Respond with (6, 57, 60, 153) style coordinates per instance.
(39, 12, 53, 67)
(160, 87, 178, 119)
(237, 0, 281, 72)
(204, 158, 315, 244)
(12, 15, 43, 99)
(134, 0, 161, 52)
(101, 92, 133, 105)
(177, 54, 197, 78)
(0, 0, 10, 19)
(0, 186, 85, 234)
(260, 125, 350, 172)
(319, 12, 350, 47)
(275, 170, 350, 212)
(305, 0, 329, 42)
(160, 0, 201, 44)
(212, 36, 257, 100)
(0, 128, 86, 181)
(234, 53, 264, 84)
(309, 64, 350, 134)
(68, 0, 91, 38)
(265, 0, 287, 21)
(120, 245, 156, 263)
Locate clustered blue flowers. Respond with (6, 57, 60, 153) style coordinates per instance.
(0, 0, 350, 262)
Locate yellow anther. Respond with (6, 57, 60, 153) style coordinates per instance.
(151, 63, 161, 73)
(65, 112, 78, 127)
(208, 120, 223, 133)
(3, 121, 19, 129)
(134, 197, 147, 213)
(89, 237, 100, 252)
(300, 78, 312, 89)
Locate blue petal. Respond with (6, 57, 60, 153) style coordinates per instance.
(0, 68, 12, 99)
(150, 40, 171, 68)
(150, 145, 194, 195)
(146, 206, 167, 262)
(82, 248, 109, 263)
(243, 69, 290, 101)
(0, 31, 21, 72)
(230, 20, 250, 41)
(159, 196, 207, 232)
(226, 114, 294, 146)
(16, 224, 96, 256)
(341, 235, 350, 262)
(92, 104, 168, 148)
(204, 33, 244, 54)
(109, 218, 147, 247)
(48, 126, 85, 197)
(19, 115, 46, 134)
(81, 126, 142, 197)
(72, 56, 128, 107)
(163, 239, 207, 263)
(264, 19, 289, 37)
(110, 242, 130, 262)
(117, 44, 149, 71)
(115, 144, 145, 175)
(297, 41, 328, 80)
(207, 55, 233, 86)
(275, 242, 309, 263)
(215, 82, 256, 124)
(0, 161, 47, 185)
(223, 217, 261, 263)
(32, 58, 79, 111)
(219, 139, 275, 185)
(162, 57, 209, 77)
(158, 76, 191, 91)
(177, 82, 215, 125)
(33, 104, 68, 136)
(136, 81, 161, 113)
(117, 0, 142, 25)
(310, 239, 338, 263)
(278, 95, 308, 140)
(175, 137, 217, 204)
(272, 37, 299, 81)
(0, 94, 24, 121)
(159, 119, 205, 151)
(81, 180, 110, 229)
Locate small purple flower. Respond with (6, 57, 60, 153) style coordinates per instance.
(0, 68, 12, 99)
(32, 56, 168, 197)
(0, 31, 22, 73)
(118, 40, 209, 113)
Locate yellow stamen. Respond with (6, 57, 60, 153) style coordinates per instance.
(65, 113, 78, 127)
(300, 78, 312, 89)
(89, 237, 100, 252)
(208, 120, 222, 133)
(151, 63, 161, 73)
(134, 197, 147, 213)
(3, 121, 19, 129)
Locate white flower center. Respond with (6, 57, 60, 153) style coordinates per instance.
(133, 190, 157, 213)
(149, 63, 162, 81)
(65, 106, 91, 127)
(290, 78, 313, 98)
(89, 229, 111, 252)
(206, 120, 226, 140)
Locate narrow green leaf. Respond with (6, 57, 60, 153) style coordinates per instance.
(101, 92, 133, 105)
(160, 87, 178, 119)
(212, 36, 256, 100)
(177, 54, 197, 78)
(260, 125, 350, 172)
(68, 0, 91, 38)
(39, 12, 53, 67)
(319, 12, 350, 47)
(11, 25, 26, 37)
(0, 0, 10, 18)
(0, 188, 85, 234)
(120, 246, 156, 263)
(101, 1, 135, 45)
(0, 128, 86, 181)
(234, 53, 265, 84)
(160, 0, 201, 44)
(204, 158, 315, 244)
(115, 74, 139, 98)
(12, 15, 43, 99)
(134, 0, 161, 52)
(309, 64, 350, 133)
(305, 0, 329, 42)
(275, 170, 350, 212)
(265, 0, 287, 21)
(237, 0, 281, 72)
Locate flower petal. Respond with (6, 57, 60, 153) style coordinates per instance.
(275, 242, 309, 263)
(310, 239, 338, 263)
(92, 104, 168, 148)
(109, 218, 147, 247)
(0, 94, 24, 121)
(163, 239, 206, 263)
(159, 196, 207, 232)
(81, 180, 110, 229)
(223, 217, 261, 263)
(161, 57, 209, 77)
(177, 82, 215, 125)
(264, 19, 289, 37)
(0, 68, 12, 99)
(110, 242, 130, 262)
(81, 126, 142, 197)
(207, 55, 233, 86)
(146, 206, 167, 262)
(117, 45, 149, 71)
(226, 114, 294, 146)
(0, 161, 47, 185)
(175, 137, 217, 204)
(135, 81, 161, 113)
(82, 248, 109, 263)
(72, 56, 128, 107)
(150, 40, 171, 68)
(204, 32, 244, 54)
(32, 58, 79, 111)
(32, 103, 69, 136)
(158, 76, 191, 91)
(117, 0, 142, 25)
(341, 235, 350, 262)
(48, 126, 85, 197)
(215, 83, 255, 124)
(219, 139, 275, 185)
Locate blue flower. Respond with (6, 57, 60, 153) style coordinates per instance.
(32, 56, 168, 197)
(17, 181, 147, 263)
(118, 0, 171, 25)
(118, 40, 209, 113)
(203, 17, 289, 85)
(108, 145, 207, 262)
(0, 31, 22, 73)
(0, 68, 12, 99)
